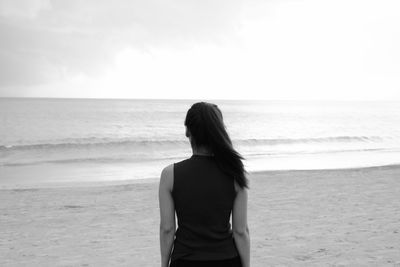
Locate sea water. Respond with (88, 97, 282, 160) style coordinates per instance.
(1, 98, 400, 187)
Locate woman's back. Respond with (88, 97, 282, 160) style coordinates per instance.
(171, 154, 239, 261)
(159, 102, 249, 267)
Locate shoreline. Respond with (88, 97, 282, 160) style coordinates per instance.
(1, 163, 400, 190)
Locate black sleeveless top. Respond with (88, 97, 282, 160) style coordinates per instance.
(171, 155, 239, 261)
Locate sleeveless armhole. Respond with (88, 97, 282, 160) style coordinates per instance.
(233, 179, 239, 195)
(171, 163, 175, 194)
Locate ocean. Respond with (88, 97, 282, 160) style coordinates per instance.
(1, 97, 400, 187)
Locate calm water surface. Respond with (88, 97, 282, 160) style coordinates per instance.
(1, 98, 400, 187)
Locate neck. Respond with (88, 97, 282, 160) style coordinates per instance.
(192, 146, 213, 156)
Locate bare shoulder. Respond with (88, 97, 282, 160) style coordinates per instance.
(160, 164, 174, 191)
(234, 180, 248, 194)
(161, 164, 174, 178)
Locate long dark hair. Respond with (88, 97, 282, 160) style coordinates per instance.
(184, 102, 248, 189)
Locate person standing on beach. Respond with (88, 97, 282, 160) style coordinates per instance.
(159, 102, 250, 267)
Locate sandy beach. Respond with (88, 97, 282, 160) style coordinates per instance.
(1, 165, 400, 266)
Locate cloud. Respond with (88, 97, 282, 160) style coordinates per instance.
(0, 0, 51, 19)
(1, 0, 399, 100)
(0, 0, 244, 88)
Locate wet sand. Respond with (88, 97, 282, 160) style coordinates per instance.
(1, 165, 400, 266)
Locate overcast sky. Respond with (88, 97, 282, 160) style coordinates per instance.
(0, 0, 399, 100)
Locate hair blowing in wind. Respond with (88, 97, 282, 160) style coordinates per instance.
(184, 102, 249, 188)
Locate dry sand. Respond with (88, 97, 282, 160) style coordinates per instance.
(1, 165, 400, 266)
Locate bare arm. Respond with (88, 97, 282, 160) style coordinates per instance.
(232, 182, 250, 267)
(159, 164, 175, 267)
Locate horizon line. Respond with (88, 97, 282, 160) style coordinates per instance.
(1, 96, 399, 102)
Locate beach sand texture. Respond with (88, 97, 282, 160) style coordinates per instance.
(1, 166, 400, 266)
